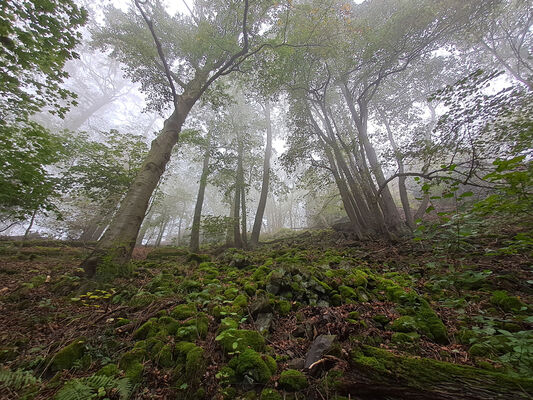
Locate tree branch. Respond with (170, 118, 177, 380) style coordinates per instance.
(134, 0, 179, 105)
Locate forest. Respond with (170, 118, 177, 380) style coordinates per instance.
(0, 0, 531, 399)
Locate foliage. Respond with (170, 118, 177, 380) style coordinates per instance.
(200, 215, 234, 244)
(0, 0, 87, 119)
(0, 121, 68, 225)
(54, 374, 133, 400)
(0, 368, 40, 391)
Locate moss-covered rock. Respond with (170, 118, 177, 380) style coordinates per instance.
(156, 344, 175, 368)
(261, 388, 282, 400)
(218, 329, 266, 354)
(170, 303, 197, 320)
(392, 332, 420, 343)
(391, 316, 418, 333)
(96, 363, 119, 377)
(277, 300, 291, 315)
(228, 349, 274, 384)
(119, 348, 146, 384)
(234, 294, 248, 309)
(279, 369, 308, 391)
(133, 319, 158, 340)
(50, 338, 87, 371)
(339, 285, 357, 300)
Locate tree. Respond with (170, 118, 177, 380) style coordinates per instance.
(82, 0, 277, 277)
(251, 101, 274, 245)
(0, 0, 87, 231)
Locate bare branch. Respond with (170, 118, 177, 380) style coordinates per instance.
(134, 0, 179, 105)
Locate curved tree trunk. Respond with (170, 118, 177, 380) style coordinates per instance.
(251, 101, 273, 245)
(189, 133, 212, 252)
(81, 98, 194, 277)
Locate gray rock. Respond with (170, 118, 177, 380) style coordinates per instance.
(287, 358, 305, 370)
(255, 313, 274, 333)
(304, 334, 337, 369)
(249, 296, 271, 316)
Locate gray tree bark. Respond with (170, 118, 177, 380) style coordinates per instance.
(189, 133, 212, 252)
(251, 101, 273, 245)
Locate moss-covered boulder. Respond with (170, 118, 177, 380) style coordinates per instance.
(133, 319, 158, 340)
(170, 303, 197, 320)
(391, 300, 448, 344)
(218, 329, 266, 354)
(228, 349, 276, 384)
(279, 369, 308, 391)
(49, 338, 87, 372)
(118, 348, 146, 383)
(261, 388, 282, 400)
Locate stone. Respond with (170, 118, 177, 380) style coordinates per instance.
(304, 335, 336, 369)
(287, 358, 305, 370)
(256, 313, 274, 333)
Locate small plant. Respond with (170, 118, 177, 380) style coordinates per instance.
(71, 289, 116, 308)
(54, 374, 133, 400)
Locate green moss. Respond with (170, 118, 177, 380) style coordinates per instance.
(185, 346, 205, 380)
(392, 332, 420, 343)
(277, 300, 291, 315)
(339, 285, 357, 300)
(234, 294, 248, 309)
(391, 316, 418, 333)
(228, 349, 273, 384)
(330, 294, 342, 306)
(219, 317, 239, 332)
(119, 348, 146, 384)
(279, 369, 308, 391)
(50, 338, 86, 371)
(391, 300, 448, 344)
(224, 287, 240, 300)
(244, 282, 258, 296)
(490, 291, 524, 312)
(96, 364, 119, 377)
(156, 344, 175, 368)
(216, 366, 236, 385)
(219, 329, 266, 354)
(133, 319, 158, 340)
(158, 316, 180, 336)
(264, 355, 277, 374)
(372, 314, 389, 326)
(261, 388, 282, 400)
(351, 345, 533, 395)
(348, 270, 368, 287)
(252, 265, 271, 282)
(181, 313, 209, 339)
(170, 303, 197, 320)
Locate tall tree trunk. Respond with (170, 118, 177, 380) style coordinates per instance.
(226, 200, 236, 247)
(154, 216, 168, 247)
(233, 140, 244, 248)
(241, 181, 248, 248)
(380, 110, 414, 229)
(251, 101, 273, 245)
(190, 133, 212, 252)
(82, 98, 194, 277)
(341, 85, 405, 235)
(24, 209, 37, 240)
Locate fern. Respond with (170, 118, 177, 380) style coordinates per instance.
(54, 374, 133, 400)
(0, 368, 41, 390)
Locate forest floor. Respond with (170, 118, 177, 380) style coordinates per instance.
(0, 229, 532, 400)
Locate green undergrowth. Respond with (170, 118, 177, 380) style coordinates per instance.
(1, 236, 531, 399)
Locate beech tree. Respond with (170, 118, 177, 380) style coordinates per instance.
(83, 0, 278, 276)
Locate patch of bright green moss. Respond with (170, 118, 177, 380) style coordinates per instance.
(260, 388, 282, 400)
(228, 349, 273, 384)
(50, 338, 87, 371)
(170, 303, 197, 320)
(218, 329, 266, 354)
(279, 369, 308, 391)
